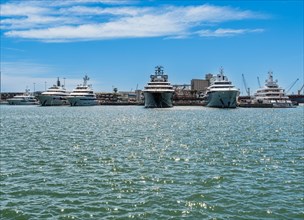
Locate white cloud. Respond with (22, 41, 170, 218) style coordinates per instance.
(198, 28, 264, 37)
(1, 15, 80, 30)
(1, 1, 266, 42)
(164, 5, 262, 24)
(63, 6, 151, 16)
(1, 3, 50, 16)
(60, 0, 133, 4)
(5, 16, 183, 42)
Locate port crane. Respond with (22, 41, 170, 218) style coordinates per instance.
(298, 83, 304, 95)
(257, 77, 261, 88)
(286, 78, 299, 94)
(242, 74, 250, 96)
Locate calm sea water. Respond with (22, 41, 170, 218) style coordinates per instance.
(0, 105, 303, 219)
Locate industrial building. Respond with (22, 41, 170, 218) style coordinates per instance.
(190, 73, 212, 95)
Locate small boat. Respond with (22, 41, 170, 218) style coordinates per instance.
(7, 88, 39, 105)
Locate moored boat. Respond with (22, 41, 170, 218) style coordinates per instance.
(202, 67, 239, 108)
(252, 71, 294, 108)
(66, 75, 98, 106)
(7, 88, 39, 105)
(38, 78, 69, 106)
(143, 66, 174, 108)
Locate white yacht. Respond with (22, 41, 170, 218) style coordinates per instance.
(143, 66, 175, 108)
(202, 67, 239, 108)
(67, 75, 98, 106)
(7, 88, 39, 105)
(38, 78, 69, 106)
(253, 71, 294, 108)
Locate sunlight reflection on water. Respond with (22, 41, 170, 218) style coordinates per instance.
(1, 106, 303, 219)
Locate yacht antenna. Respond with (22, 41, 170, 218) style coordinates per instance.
(268, 70, 273, 82)
(155, 66, 164, 75)
(219, 67, 224, 75)
(83, 74, 90, 86)
(25, 86, 30, 94)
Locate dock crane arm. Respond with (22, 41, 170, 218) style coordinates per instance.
(298, 83, 304, 95)
(286, 78, 299, 94)
(242, 74, 250, 96)
(257, 77, 261, 88)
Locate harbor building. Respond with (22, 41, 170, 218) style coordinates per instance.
(118, 91, 137, 103)
(191, 73, 212, 94)
(173, 84, 203, 105)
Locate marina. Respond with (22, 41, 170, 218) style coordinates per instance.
(1, 1, 302, 219)
(1, 67, 303, 108)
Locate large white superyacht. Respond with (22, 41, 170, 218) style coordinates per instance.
(143, 66, 174, 108)
(7, 88, 39, 105)
(38, 78, 69, 106)
(253, 71, 293, 108)
(67, 75, 98, 106)
(203, 67, 239, 108)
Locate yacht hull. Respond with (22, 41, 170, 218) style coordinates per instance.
(38, 95, 69, 106)
(272, 103, 294, 108)
(7, 100, 39, 105)
(287, 95, 304, 105)
(204, 90, 238, 108)
(144, 92, 173, 108)
(67, 97, 98, 106)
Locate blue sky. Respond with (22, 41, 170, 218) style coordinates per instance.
(1, 0, 303, 95)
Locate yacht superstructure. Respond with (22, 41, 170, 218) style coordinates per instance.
(7, 88, 39, 105)
(67, 75, 98, 106)
(253, 71, 293, 108)
(203, 67, 239, 108)
(38, 78, 69, 106)
(143, 66, 174, 108)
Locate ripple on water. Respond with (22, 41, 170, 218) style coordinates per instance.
(0, 106, 303, 219)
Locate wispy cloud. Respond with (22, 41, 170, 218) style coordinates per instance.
(1, 47, 25, 52)
(0, 61, 82, 92)
(1, 3, 50, 16)
(198, 28, 264, 37)
(1, 61, 54, 76)
(1, 1, 267, 42)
